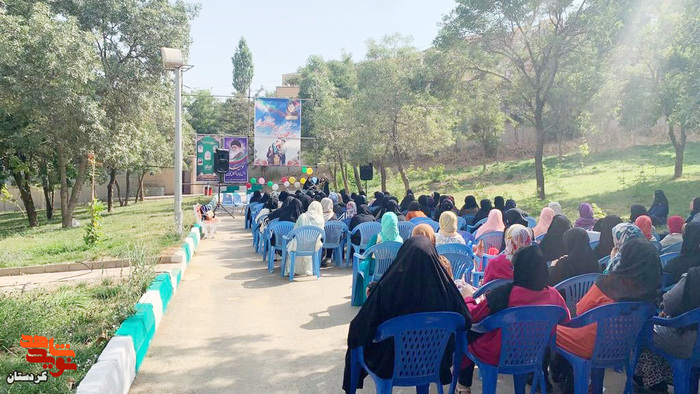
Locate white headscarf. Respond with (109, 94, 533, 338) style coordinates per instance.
(320, 198, 334, 221)
(548, 202, 563, 215)
(296, 201, 326, 230)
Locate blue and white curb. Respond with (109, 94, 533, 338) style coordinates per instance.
(76, 225, 202, 394)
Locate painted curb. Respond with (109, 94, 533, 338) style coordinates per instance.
(76, 225, 200, 393)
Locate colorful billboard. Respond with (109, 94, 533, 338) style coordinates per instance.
(196, 134, 219, 182)
(253, 98, 301, 166)
(223, 136, 248, 183)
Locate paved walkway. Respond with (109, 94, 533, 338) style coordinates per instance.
(130, 217, 630, 393)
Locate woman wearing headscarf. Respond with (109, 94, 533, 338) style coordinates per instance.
(500, 208, 530, 251)
(647, 190, 669, 226)
(635, 215, 654, 241)
(482, 224, 533, 283)
(634, 266, 700, 393)
(630, 204, 649, 223)
(606, 222, 645, 272)
(411, 223, 453, 275)
(405, 201, 427, 221)
(688, 197, 700, 223)
(285, 201, 325, 277)
(349, 204, 378, 247)
(554, 238, 661, 389)
(474, 209, 505, 239)
(533, 207, 556, 238)
(539, 215, 572, 263)
(370, 192, 384, 209)
(457, 245, 570, 393)
(374, 195, 393, 219)
(459, 195, 479, 217)
(548, 202, 563, 215)
(504, 199, 517, 211)
(278, 198, 303, 223)
(354, 213, 404, 305)
(329, 192, 343, 216)
(418, 195, 432, 217)
(471, 199, 493, 227)
(249, 190, 262, 204)
(494, 196, 505, 212)
(574, 203, 597, 231)
(660, 215, 684, 248)
(548, 228, 600, 286)
(592, 215, 623, 259)
(339, 201, 357, 222)
(380, 200, 405, 221)
(436, 211, 466, 246)
(256, 195, 279, 234)
(399, 192, 414, 213)
(353, 194, 367, 208)
(343, 237, 470, 393)
(320, 198, 336, 222)
(664, 222, 700, 284)
(299, 195, 313, 211)
(433, 198, 457, 222)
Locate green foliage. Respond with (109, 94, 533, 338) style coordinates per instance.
(232, 37, 254, 95)
(185, 89, 224, 135)
(84, 198, 105, 245)
(591, 203, 606, 219)
(428, 165, 447, 183)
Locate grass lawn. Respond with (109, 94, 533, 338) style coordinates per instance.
(0, 196, 209, 268)
(0, 256, 156, 393)
(370, 142, 700, 221)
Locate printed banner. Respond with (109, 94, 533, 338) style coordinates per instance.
(253, 98, 302, 166)
(223, 136, 248, 183)
(196, 135, 219, 182)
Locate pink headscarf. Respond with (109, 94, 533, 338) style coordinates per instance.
(475, 209, 505, 238)
(635, 215, 654, 241)
(533, 207, 555, 237)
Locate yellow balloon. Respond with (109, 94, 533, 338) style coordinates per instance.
(288, 176, 296, 184)
(307, 167, 313, 175)
(300, 177, 307, 184)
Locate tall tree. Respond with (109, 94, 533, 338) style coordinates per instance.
(185, 89, 223, 135)
(232, 37, 254, 95)
(439, 0, 630, 199)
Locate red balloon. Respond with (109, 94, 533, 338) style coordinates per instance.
(281, 177, 288, 183)
(246, 182, 252, 188)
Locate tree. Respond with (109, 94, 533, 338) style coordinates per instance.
(185, 89, 223, 135)
(439, 0, 630, 199)
(232, 37, 254, 95)
(0, 4, 104, 228)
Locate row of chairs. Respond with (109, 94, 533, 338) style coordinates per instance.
(350, 272, 700, 393)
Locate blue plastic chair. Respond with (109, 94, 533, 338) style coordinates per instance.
(554, 273, 602, 317)
(441, 252, 474, 282)
(534, 233, 546, 244)
(397, 221, 415, 241)
(417, 219, 440, 232)
(473, 279, 513, 298)
(436, 243, 474, 257)
(266, 221, 294, 272)
(526, 216, 537, 228)
(469, 306, 569, 394)
(462, 214, 476, 225)
(471, 254, 498, 286)
(347, 222, 382, 267)
(458, 216, 467, 231)
(281, 226, 325, 281)
(661, 242, 683, 254)
(249, 203, 263, 235)
(252, 213, 268, 254)
(351, 242, 403, 306)
(660, 251, 680, 267)
(466, 218, 487, 233)
(261, 218, 279, 257)
(552, 302, 657, 394)
(409, 217, 434, 226)
(323, 221, 349, 267)
(475, 231, 504, 251)
(646, 308, 700, 394)
(589, 240, 600, 250)
(349, 312, 468, 394)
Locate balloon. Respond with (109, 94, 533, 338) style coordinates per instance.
(288, 176, 296, 184)
(281, 177, 288, 183)
(302, 167, 307, 173)
(250, 178, 257, 184)
(306, 167, 313, 175)
(258, 178, 265, 184)
(267, 181, 273, 187)
(300, 177, 306, 184)
(284, 181, 290, 187)
(294, 182, 300, 188)
(311, 176, 318, 184)
(272, 183, 279, 191)
(245, 182, 252, 188)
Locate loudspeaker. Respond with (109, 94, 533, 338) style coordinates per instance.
(214, 149, 229, 174)
(360, 164, 373, 181)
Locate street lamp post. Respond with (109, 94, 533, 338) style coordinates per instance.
(161, 47, 191, 235)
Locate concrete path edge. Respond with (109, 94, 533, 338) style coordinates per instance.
(76, 225, 202, 394)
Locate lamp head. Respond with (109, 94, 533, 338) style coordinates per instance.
(161, 47, 184, 69)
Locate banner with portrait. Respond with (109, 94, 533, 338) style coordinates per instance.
(253, 98, 302, 166)
(222, 136, 248, 183)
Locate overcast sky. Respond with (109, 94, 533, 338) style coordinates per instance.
(185, 0, 456, 97)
